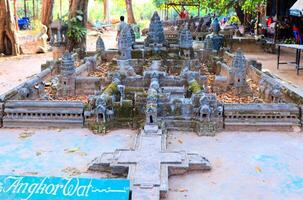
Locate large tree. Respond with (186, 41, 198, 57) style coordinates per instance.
(125, 0, 136, 24)
(41, 0, 54, 38)
(0, 0, 20, 55)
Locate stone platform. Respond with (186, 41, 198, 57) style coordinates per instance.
(89, 129, 211, 199)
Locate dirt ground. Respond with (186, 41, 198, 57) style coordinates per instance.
(246, 49, 303, 89)
(0, 53, 52, 95)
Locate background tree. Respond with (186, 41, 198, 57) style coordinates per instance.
(0, 0, 20, 55)
(125, 0, 136, 24)
(67, 0, 88, 51)
(41, 0, 54, 37)
(103, 0, 110, 22)
(153, 0, 266, 25)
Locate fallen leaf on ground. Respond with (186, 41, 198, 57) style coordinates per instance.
(179, 188, 188, 192)
(178, 139, 183, 144)
(62, 167, 82, 176)
(64, 147, 80, 153)
(19, 131, 35, 140)
(256, 166, 262, 173)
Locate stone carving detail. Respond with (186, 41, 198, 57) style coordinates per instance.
(57, 52, 76, 96)
(146, 11, 166, 47)
(199, 93, 223, 121)
(179, 24, 193, 49)
(232, 49, 247, 87)
(179, 24, 193, 60)
(89, 130, 211, 199)
(96, 36, 105, 52)
(118, 26, 133, 60)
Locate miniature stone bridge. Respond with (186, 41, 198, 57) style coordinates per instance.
(89, 129, 211, 200)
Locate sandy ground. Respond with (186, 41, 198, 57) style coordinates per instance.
(0, 128, 136, 177)
(167, 131, 303, 200)
(246, 49, 303, 89)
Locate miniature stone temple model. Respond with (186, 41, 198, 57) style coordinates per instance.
(57, 52, 76, 97)
(231, 49, 247, 87)
(1, 10, 303, 200)
(145, 11, 166, 49)
(118, 26, 133, 60)
(96, 36, 105, 52)
(179, 24, 194, 60)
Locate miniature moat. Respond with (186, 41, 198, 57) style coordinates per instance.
(1, 12, 303, 200)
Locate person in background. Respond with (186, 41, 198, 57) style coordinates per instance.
(179, 6, 188, 19)
(267, 16, 273, 27)
(116, 16, 127, 41)
(292, 18, 303, 44)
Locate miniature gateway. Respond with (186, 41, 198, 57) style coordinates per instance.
(1, 11, 303, 200)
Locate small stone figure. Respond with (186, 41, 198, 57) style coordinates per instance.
(36, 25, 49, 53)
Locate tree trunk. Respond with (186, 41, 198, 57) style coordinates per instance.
(125, 0, 136, 24)
(103, 0, 110, 22)
(13, 0, 18, 30)
(234, 4, 244, 25)
(68, 0, 88, 52)
(32, 0, 36, 19)
(0, 0, 20, 55)
(41, 0, 54, 38)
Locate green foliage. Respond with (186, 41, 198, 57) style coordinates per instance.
(188, 80, 202, 94)
(66, 10, 87, 43)
(103, 82, 118, 95)
(153, 0, 267, 17)
(284, 38, 296, 44)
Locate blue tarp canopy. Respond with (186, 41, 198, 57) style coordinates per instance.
(290, 0, 303, 17)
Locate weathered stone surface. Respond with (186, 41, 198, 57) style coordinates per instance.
(232, 49, 247, 87)
(146, 12, 166, 47)
(0, 102, 3, 127)
(96, 36, 105, 52)
(3, 100, 84, 128)
(179, 25, 193, 49)
(89, 129, 211, 199)
(224, 103, 301, 128)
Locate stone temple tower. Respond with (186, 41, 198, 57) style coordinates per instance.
(118, 26, 132, 60)
(179, 24, 193, 60)
(58, 52, 76, 97)
(96, 36, 105, 52)
(232, 49, 247, 87)
(146, 11, 166, 47)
